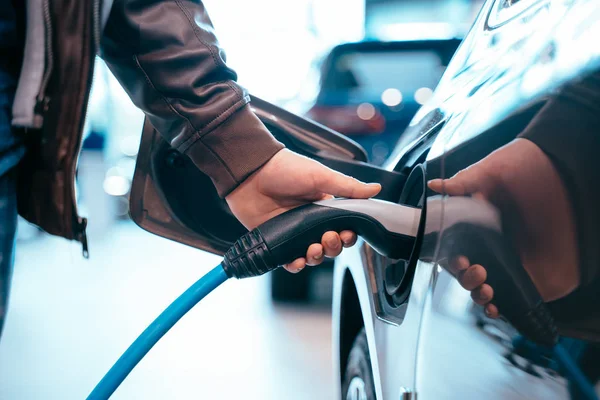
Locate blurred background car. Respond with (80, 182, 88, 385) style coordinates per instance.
(306, 39, 460, 165)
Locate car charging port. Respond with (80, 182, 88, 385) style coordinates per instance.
(391, 164, 426, 305)
(372, 164, 426, 325)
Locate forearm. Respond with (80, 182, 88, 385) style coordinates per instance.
(518, 70, 600, 286)
(100, 0, 283, 196)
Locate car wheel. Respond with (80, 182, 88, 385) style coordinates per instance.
(343, 328, 376, 400)
(270, 267, 311, 302)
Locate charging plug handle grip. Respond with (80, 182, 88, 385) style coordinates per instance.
(221, 202, 415, 279)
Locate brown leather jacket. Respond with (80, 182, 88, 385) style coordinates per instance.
(15, 0, 283, 254)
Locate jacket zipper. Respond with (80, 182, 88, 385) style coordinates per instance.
(34, 0, 55, 126)
(71, 0, 103, 258)
(33, 0, 101, 257)
(93, 0, 101, 54)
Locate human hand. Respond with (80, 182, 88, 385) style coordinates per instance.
(226, 149, 381, 273)
(428, 138, 579, 318)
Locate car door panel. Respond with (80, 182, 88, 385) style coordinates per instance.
(418, 267, 571, 399)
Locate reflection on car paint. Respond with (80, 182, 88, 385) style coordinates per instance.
(308, 40, 460, 165)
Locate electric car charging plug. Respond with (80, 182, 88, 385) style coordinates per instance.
(222, 198, 421, 279)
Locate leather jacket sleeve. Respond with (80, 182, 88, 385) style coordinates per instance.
(100, 0, 284, 197)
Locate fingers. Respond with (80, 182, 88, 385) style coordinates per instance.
(458, 264, 487, 291)
(485, 303, 499, 319)
(428, 176, 473, 196)
(322, 231, 343, 258)
(306, 243, 325, 266)
(471, 284, 494, 305)
(474, 284, 499, 319)
(451, 256, 499, 319)
(427, 162, 491, 196)
(340, 230, 357, 247)
(285, 230, 359, 273)
(313, 167, 381, 199)
(284, 258, 306, 273)
(307, 230, 357, 264)
(448, 255, 470, 276)
(427, 178, 444, 194)
(443, 168, 478, 196)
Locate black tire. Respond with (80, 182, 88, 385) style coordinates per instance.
(342, 328, 376, 400)
(270, 267, 311, 302)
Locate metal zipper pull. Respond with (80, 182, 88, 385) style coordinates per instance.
(78, 217, 89, 259)
(33, 96, 50, 128)
(34, 96, 50, 115)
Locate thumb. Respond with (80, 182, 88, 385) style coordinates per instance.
(314, 167, 381, 199)
(427, 162, 492, 197)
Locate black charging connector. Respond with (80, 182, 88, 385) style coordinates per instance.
(222, 200, 419, 279)
(222, 230, 275, 279)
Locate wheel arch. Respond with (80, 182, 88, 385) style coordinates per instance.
(338, 268, 365, 387)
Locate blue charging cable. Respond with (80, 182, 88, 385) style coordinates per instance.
(87, 264, 229, 400)
(554, 343, 599, 400)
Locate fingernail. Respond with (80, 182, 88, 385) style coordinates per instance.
(327, 237, 339, 248)
(314, 252, 323, 260)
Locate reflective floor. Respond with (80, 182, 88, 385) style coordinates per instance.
(0, 215, 333, 399)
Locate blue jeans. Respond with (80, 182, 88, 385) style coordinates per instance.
(1, 0, 22, 335)
(0, 169, 16, 335)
